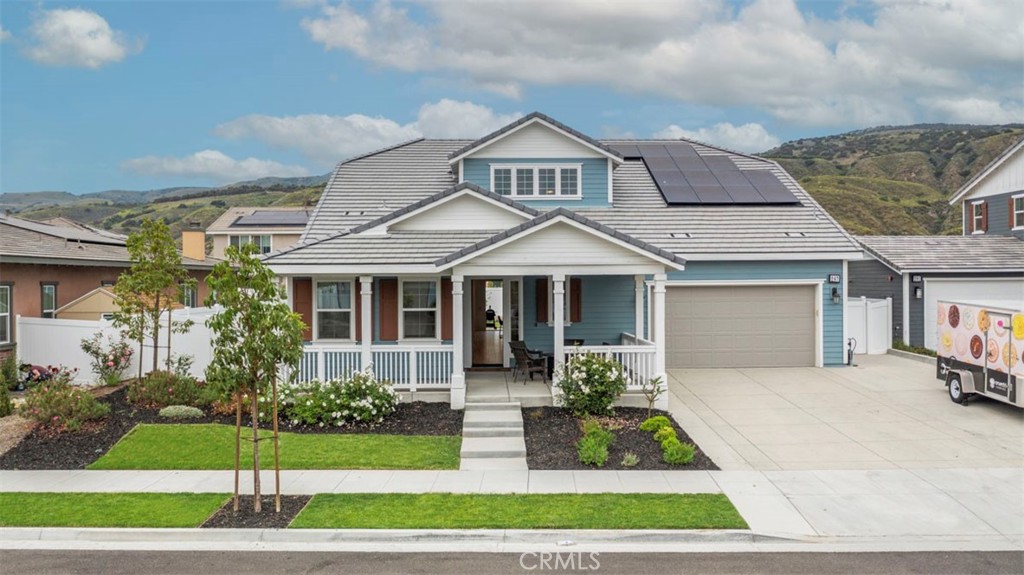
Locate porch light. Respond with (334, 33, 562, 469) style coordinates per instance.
(915, 286, 923, 299)
(831, 287, 840, 304)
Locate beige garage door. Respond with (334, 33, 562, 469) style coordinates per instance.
(666, 285, 816, 368)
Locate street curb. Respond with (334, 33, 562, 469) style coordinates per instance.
(887, 348, 935, 365)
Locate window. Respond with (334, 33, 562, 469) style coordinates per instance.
(41, 284, 57, 319)
(179, 283, 198, 308)
(972, 202, 985, 233)
(1013, 195, 1024, 229)
(491, 165, 583, 198)
(229, 235, 272, 254)
(401, 280, 438, 339)
(0, 285, 10, 344)
(315, 281, 352, 340)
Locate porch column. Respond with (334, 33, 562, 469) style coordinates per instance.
(634, 274, 645, 340)
(359, 276, 373, 370)
(450, 275, 466, 409)
(552, 274, 566, 396)
(652, 273, 668, 410)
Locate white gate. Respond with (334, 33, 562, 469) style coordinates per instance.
(846, 296, 892, 355)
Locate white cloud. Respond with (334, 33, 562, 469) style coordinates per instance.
(0, 23, 11, 42)
(24, 8, 142, 68)
(654, 122, 781, 153)
(215, 99, 519, 166)
(122, 150, 310, 183)
(301, 0, 1024, 127)
(919, 97, 1024, 125)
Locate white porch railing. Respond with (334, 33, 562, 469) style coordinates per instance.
(563, 333, 656, 390)
(296, 344, 454, 390)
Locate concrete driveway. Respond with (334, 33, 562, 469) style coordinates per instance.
(667, 354, 1024, 471)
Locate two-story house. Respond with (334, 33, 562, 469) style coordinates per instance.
(204, 207, 311, 259)
(849, 137, 1024, 351)
(264, 113, 863, 408)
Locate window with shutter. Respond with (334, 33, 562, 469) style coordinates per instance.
(535, 278, 549, 323)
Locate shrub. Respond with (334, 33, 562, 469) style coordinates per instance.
(2, 352, 19, 391)
(128, 370, 210, 408)
(0, 380, 12, 417)
(639, 415, 671, 433)
(158, 405, 204, 419)
(663, 441, 696, 465)
(653, 426, 677, 443)
(276, 369, 399, 427)
(621, 451, 639, 468)
(19, 379, 110, 431)
(80, 332, 134, 387)
(555, 352, 628, 416)
(576, 419, 614, 467)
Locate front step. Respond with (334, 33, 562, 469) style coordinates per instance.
(463, 409, 522, 429)
(460, 437, 526, 459)
(463, 426, 524, 438)
(464, 402, 518, 411)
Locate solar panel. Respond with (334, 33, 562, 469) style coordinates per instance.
(234, 210, 310, 227)
(667, 144, 699, 158)
(724, 184, 763, 203)
(692, 185, 733, 203)
(743, 171, 799, 204)
(613, 144, 641, 158)
(659, 183, 700, 204)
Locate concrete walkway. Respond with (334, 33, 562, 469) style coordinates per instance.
(3, 467, 1021, 543)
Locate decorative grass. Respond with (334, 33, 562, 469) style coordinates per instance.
(291, 493, 748, 530)
(88, 424, 461, 470)
(0, 493, 228, 528)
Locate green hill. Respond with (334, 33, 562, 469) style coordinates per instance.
(764, 124, 1024, 235)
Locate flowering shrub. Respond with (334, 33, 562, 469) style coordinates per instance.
(127, 370, 212, 408)
(19, 375, 110, 431)
(80, 333, 134, 387)
(555, 352, 628, 416)
(271, 369, 399, 427)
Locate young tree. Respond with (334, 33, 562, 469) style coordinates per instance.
(205, 244, 305, 513)
(111, 219, 194, 375)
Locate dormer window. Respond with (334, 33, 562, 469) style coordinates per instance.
(971, 201, 986, 234)
(491, 164, 581, 199)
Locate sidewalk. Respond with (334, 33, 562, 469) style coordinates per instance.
(3, 467, 1022, 543)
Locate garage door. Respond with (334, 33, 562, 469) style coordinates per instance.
(665, 285, 816, 368)
(923, 278, 1024, 350)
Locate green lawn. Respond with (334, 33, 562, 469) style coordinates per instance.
(0, 493, 228, 528)
(89, 424, 461, 470)
(291, 493, 747, 529)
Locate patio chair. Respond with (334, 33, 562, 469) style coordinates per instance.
(509, 340, 547, 384)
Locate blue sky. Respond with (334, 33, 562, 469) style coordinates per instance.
(1, 0, 1021, 194)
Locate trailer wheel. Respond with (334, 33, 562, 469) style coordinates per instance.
(948, 374, 967, 405)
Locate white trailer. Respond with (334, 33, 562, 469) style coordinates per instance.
(935, 300, 1024, 408)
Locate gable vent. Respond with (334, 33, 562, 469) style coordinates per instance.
(670, 232, 693, 239)
(784, 232, 807, 237)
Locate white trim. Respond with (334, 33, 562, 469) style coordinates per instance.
(268, 265, 439, 275)
(971, 200, 985, 234)
(229, 234, 272, 254)
(606, 157, 613, 204)
(363, 188, 533, 235)
(458, 159, 464, 183)
(40, 284, 57, 319)
(448, 116, 622, 165)
(313, 278, 356, 342)
(454, 264, 667, 277)
(436, 215, 684, 271)
(490, 163, 582, 199)
(949, 137, 1024, 204)
(206, 229, 304, 236)
(842, 259, 848, 363)
(902, 272, 910, 345)
(546, 275, 573, 327)
(0, 285, 10, 345)
(398, 277, 442, 342)
(663, 279, 826, 368)
(1012, 193, 1024, 230)
(682, 251, 863, 261)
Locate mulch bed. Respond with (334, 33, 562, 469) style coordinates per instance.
(0, 387, 462, 470)
(201, 495, 312, 529)
(522, 406, 719, 471)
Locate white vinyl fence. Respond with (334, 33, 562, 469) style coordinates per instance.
(846, 296, 892, 355)
(16, 307, 218, 386)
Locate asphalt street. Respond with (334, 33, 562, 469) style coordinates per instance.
(3, 550, 1022, 575)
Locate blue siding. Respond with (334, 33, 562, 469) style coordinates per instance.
(668, 261, 846, 366)
(463, 158, 610, 207)
(522, 275, 637, 352)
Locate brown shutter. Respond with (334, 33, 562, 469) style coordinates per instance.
(966, 204, 974, 233)
(569, 277, 583, 323)
(354, 284, 362, 342)
(1011, 197, 1016, 228)
(293, 278, 313, 341)
(440, 278, 453, 340)
(981, 201, 988, 232)
(535, 277, 549, 323)
(378, 278, 399, 341)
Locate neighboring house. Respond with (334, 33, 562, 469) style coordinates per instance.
(0, 215, 217, 359)
(263, 113, 862, 408)
(204, 207, 311, 259)
(851, 235, 1024, 350)
(949, 136, 1024, 239)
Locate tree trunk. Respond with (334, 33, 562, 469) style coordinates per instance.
(166, 309, 173, 371)
(251, 388, 261, 513)
(272, 373, 281, 513)
(152, 295, 161, 372)
(233, 391, 241, 512)
(137, 337, 144, 381)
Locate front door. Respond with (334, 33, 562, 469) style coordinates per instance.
(471, 279, 504, 366)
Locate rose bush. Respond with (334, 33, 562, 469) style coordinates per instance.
(555, 352, 628, 416)
(80, 332, 134, 387)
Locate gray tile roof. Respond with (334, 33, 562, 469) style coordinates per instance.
(447, 112, 623, 163)
(296, 134, 860, 261)
(856, 235, 1024, 272)
(265, 230, 497, 265)
(0, 215, 217, 268)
